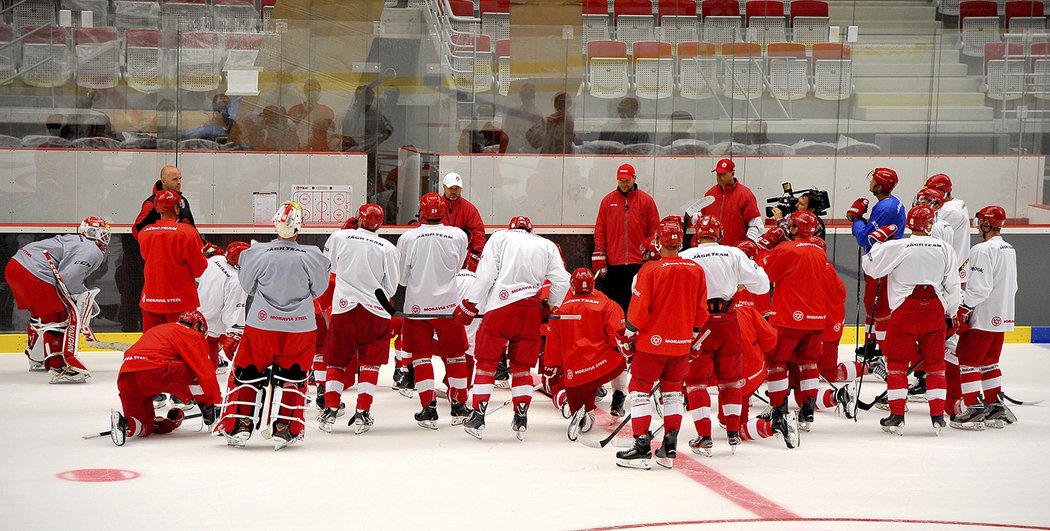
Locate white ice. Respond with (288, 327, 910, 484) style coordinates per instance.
(1, 344, 1049, 531)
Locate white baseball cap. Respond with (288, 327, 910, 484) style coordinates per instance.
(442, 172, 463, 188)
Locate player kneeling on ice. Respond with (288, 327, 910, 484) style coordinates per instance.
(109, 310, 221, 446)
(862, 205, 960, 436)
(615, 219, 710, 470)
(544, 268, 628, 441)
(4, 216, 111, 383)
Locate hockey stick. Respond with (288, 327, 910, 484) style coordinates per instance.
(485, 383, 543, 415)
(1000, 392, 1044, 406)
(578, 383, 664, 449)
(853, 276, 882, 421)
(855, 360, 924, 412)
(83, 413, 203, 439)
(374, 289, 580, 320)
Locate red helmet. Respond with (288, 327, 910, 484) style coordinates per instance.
(924, 173, 952, 194)
(975, 205, 1007, 228)
(656, 218, 683, 248)
(915, 187, 945, 208)
(870, 167, 898, 193)
(735, 240, 758, 261)
(570, 267, 595, 295)
(640, 232, 660, 261)
(177, 310, 207, 334)
(509, 215, 533, 232)
(791, 211, 819, 238)
(357, 203, 384, 231)
(155, 189, 180, 214)
(225, 241, 250, 267)
(419, 192, 446, 221)
(692, 215, 722, 244)
(79, 216, 111, 252)
(906, 204, 936, 233)
(464, 250, 480, 272)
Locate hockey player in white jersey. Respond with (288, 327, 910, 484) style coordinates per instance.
(455, 216, 570, 440)
(318, 203, 400, 434)
(950, 205, 1018, 430)
(196, 241, 249, 369)
(862, 204, 960, 435)
(219, 201, 330, 450)
(4, 216, 110, 382)
(924, 173, 970, 278)
(449, 251, 483, 396)
(915, 188, 955, 247)
(397, 193, 471, 428)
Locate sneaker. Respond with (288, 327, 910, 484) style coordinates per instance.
(349, 410, 374, 434)
(688, 436, 714, 457)
(615, 432, 653, 470)
(224, 417, 254, 448)
(835, 383, 857, 419)
(880, 413, 905, 436)
(609, 390, 626, 417)
(272, 421, 303, 451)
(931, 415, 946, 436)
(654, 430, 679, 469)
(449, 401, 471, 426)
(414, 401, 439, 430)
(317, 407, 338, 433)
(950, 404, 988, 431)
(983, 401, 1017, 428)
(463, 402, 487, 440)
(110, 410, 128, 447)
(511, 403, 528, 441)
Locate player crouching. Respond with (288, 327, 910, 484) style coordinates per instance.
(109, 311, 221, 446)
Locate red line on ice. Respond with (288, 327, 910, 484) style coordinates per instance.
(577, 517, 1050, 530)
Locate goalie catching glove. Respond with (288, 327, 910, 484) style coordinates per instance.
(453, 300, 479, 326)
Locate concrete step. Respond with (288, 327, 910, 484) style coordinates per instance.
(853, 76, 982, 92)
(828, 21, 945, 35)
(828, 4, 936, 21)
(853, 62, 970, 76)
(852, 105, 994, 120)
(852, 45, 960, 64)
(854, 91, 988, 106)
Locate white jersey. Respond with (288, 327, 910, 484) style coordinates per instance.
(862, 235, 960, 315)
(465, 229, 570, 312)
(239, 239, 331, 333)
(679, 243, 769, 300)
(962, 236, 1017, 332)
(196, 255, 246, 337)
(397, 223, 467, 316)
(324, 228, 401, 318)
(929, 219, 955, 248)
(938, 197, 970, 275)
(455, 268, 482, 355)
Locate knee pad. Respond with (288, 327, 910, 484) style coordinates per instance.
(234, 364, 270, 388)
(273, 364, 308, 387)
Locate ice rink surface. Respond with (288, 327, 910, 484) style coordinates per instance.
(1, 344, 1049, 531)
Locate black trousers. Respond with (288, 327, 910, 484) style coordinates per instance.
(597, 263, 643, 316)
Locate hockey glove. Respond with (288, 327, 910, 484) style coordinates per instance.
(953, 305, 973, 335)
(453, 300, 479, 326)
(591, 252, 607, 278)
(756, 227, 785, 251)
(153, 408, 185, 434)
(616, 328, 637, 357)
(202, 241, 224, 258)
(945, 315, 957, 338)
(218, 332, 242, 357)
(200, 403, 220, 426)
(846, 198, 869, 222)
(867, 224, 897, 246)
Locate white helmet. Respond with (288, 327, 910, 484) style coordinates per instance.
(273, 201, 303, 238)
(79, 216, 111, 252)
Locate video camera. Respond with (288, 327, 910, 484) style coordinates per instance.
(765, 182, 830, 218)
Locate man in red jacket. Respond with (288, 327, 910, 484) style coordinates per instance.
(440, 171, 487, 258)
(592, 163, 661, 314)
(545, 268, 627, 440)
(139, 190, 209, 332)
(109, 310, 221, 446)
(699, 159, 762, 247)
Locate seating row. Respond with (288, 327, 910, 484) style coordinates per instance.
(983, 40, 1050, 100)
(1, 0, 277, 34)
(959, 0, 1047, 57)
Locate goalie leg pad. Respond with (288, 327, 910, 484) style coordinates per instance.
(271, 364, 309, 438)
(220, 364, 270, 436)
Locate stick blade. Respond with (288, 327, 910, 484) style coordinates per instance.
(577, 436, 605, 448)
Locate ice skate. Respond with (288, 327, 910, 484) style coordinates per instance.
(727, 431, 741, 454)
(110, 410, 128, 447)
(224, 417, 254, 448)
(836, 382, 857, 419)
(616, 433, 653, 469)
(153, 394, 168, 410)
(560, 400, 572, 419)
(654, 430, 678, 469)
(799, 397, 816, 432)
(314, 383, 325, 409)
(393, 366, 415, 398)
(866, 355, 888, 382)
(609, 389, 626, 417)
(349, 410, 374, 434)
(449, 401, 471, 426)
(463, 402, 486, 439)
(907, 373, 927, 402)
(856, 340, 882, 361)
(874, 394, 890, 411)
(272, 421, 303, 451)
(880, 413, 905, 436)
(511, 403, 528, 441)
(28, 359, 45, 372)
(566, 408, 594, 441)
(415, 401, 439, 430)
(982, 401, 1017, 429)
(931, 415, 946, 436)
(170, 395, 195, 411)
(688, 436, 713, 457)
(50, 364, 89, 384)
(771, 406, 800, 449)
(950, 404, 987, 431)
(217, 356, 229, 374)
(494, 357, 510, 389)
(595, 385, 608, 399)
(317, 407, 338, 433)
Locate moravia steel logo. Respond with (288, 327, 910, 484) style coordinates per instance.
(258, 310, 267, 321)
(411, 305, 421, 314)
(792, 311, 804, 321)
(339, 298, 348, 308)
(992, 316, 1002, 327)
(499, 290, 509, 300)
(650, 334, 663, 346)
(834, 323, 842, 332)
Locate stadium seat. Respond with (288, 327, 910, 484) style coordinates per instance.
(1004, 1, 1046, 32)
(225, 32, 263, 68)
(1030, 41, 1050, 99)
(615, 0, 656, 54)
(789, 0, 828, 46)
(633, 40, 675, 99)
(767, 42, 808, 100)
(125, 29, 165, 93)
(262, 0, 277, 32)
(446, 0, 481, 34)
(583, 0, 613, 52)
(677, 40, 720, 99)
(214, 0, 260, 33)
(577, 140, 626, 154)
(586, 40, 630, 98)
(480, 0, 509, 43)
(11, 0, 55, 31)
(22, 135, 73, 148)
(21, 26, 71, 88)
(812, 42, 852, 100)
(721, 41, 763, 100)
(0, 134, 22, 147)
(495, 38, 511, 96)
(657, 0, 700, 48)
(984, 41, 1025, 100)
(63, 0, 111, 27)
(74, 27, 120, 90)
(960, 1, 1000, 59)
(72, 137, 122, 149)
(701, 0, 743, 44)
(162, 0, 211, 32)
(449, 33, 493, 93)
(668, 138, 710, 154)
(624, 142, 668, 154)
(745, 0, 786, 47)
(179, 138, 221, 150)
(939, 0, 962, 17)
(0, 24, 16, 86)
(115, 1, 162, 34)
(177, 31, 223, 92)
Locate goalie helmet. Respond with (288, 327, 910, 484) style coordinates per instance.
(177, 310, 208, 334)
(419, 192, 446, 221)
(154, 189, 180, 214)
(906, 204, 936, 233)
(790, 211, 819, 238)
(79, 216, 111, 253)
(692, 215, 722, 244)
(570, 267, 594, 295)
(869, 167, 898, 193)
(356, 203, 384, 231)
(656, 218, 683, 248)
(924, 173, 953, 194)
(974, 205, 1007, 228)
(273, 201, 303, 238)
(508, 215, 533, 232)
(225, 241, 250, 268)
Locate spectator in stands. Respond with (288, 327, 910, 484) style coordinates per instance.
(304, 118, 340, 152)
(503, 82, 539, 154)
(133, 166, 197, 239)
(599, 97, 650, 146)
(458, 102, 508, 154)
(657, 110, 695, 146)
(178, 94, 234, 142)
(527, 92, 575, 154)
(699, 159, 763, 247)
(342, 83, 394, 191)
(60, 89, 115, 140)
(373, 168, 400, 224)
(253, 105, 298, 151)
(289, 79, 335, 150)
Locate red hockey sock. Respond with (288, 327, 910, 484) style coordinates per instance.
(446, 355, 469, 404)
(837, 361, 864, 382)
(766, 366, 789, 407)
(472, 368, 495, 410)
(324, 366, 346, 410)
(926, 370, 946, 417)
(798, 363, 819, 403)
(717, 385, 742, 432)
(960, 365, 982, 407)
(311, 354, 325, 387)
(980, 364, 1002, 405)
(511, 371, 533, 411)
(741, 417, 773, 441)
(686, 385, 712, 436)
(887, 369, 909, 416)
(413, 356, 435, 406)
(356, 365, 379, 412)
(945, 357, 961, 408)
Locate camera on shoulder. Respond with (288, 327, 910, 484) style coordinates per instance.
(765, 182, 830, 218)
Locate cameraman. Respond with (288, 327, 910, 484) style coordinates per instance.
(771, 191, 826, 240)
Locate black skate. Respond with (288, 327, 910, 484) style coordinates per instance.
(856, 340, 882, 360)
(464, 401, 487, 439)
(655, 430, 679, 469)
(110, 410, 128, 447)
(609, 390, 626, 417)
(982, 401, 1017, 429)
(317, 407, 338, 433)
(511, 403, 528, 441)
(950, 404, 987, 431)
(688, 435, 714, 457)
(727, 431, 741, 454)
(799, 397, 816, 432)
(566, 408, 595, 441)
(836, 383, 857, 419)
(153, 394, 168, 410)
(595, 385, 608, 399)
(393, 366, 415, 398)
(415, 401, 439, 430)
(867, 356, 888, 382)
(880, 413, 905, 436)
(616, 432, 653, 469)
(907, 372, 928, 402)
(315, 383, 326, 409)
(449, 401, 471, 426)
(224, 417, 254, 448)
(770, 406, 800, 449)
(349, 410, 374, 434)
(272, 421, 302, 451)
(931, 415, 946, 436)
(494, 356, 510, 389)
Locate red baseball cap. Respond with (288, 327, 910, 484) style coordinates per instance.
(616, 163, 636, 179)
(712, 158, 735, 173)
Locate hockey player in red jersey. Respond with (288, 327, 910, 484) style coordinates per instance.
(139, 189, 208, 332)
(950, 205, 1018, 430)
(545, 268, 627, 440)
(679, 215, 769, 455)
(863, 204, 960, 435)
(5, 216, 110, 382)
(615, 219, 709, 469)
(456, 215, 570, 440)
(196, 241, 249, 369)
(319, 203, 400, 434)
(219, 201, 331, 450)
(109, 310, 221, 446)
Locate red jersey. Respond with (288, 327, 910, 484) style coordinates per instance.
(441, 195, 486, 253)
(139, 220, 208, 314)
(593, 186, 660, 266)
(545, 291, 625, 388)
(627, 257, 710, 356)
(735, 305, 777, 395)
(700, 179, 760, 247)
(821, 262, 847, 342)
(119, 322, 221, 406)
(761, 239, 828, 331)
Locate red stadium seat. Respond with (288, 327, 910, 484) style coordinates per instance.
(701, 0, 740, 17)
(788, 0, 827, 23)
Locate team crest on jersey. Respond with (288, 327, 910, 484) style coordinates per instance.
(339, 298, 348, 309)
(411, 305, 421, 314)
(792, 311, 804, 321)
(499, 289, 509, 301)
(650, 335, 663, 346)
(834, 322, 842, 332)
(566, 369, 574, 380)
(258, 310, 268, 321)
(992, 316, 1002, 327)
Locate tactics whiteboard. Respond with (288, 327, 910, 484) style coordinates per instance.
(291, 184, 353, 227)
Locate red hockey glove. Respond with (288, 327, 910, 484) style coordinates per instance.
(690, 328, 710, 356)
(153, 408, 185, 434)
(945, 315, 957, 338)
(616, 329, 637, 357)
(591, 251, 607, 278)
(867, 224, 897, 246)
(846, 198, 869, 222)
(202, 241, 223, 258)
(953, 305, 973, 335)
(756, 227, 785, 251)
(218, 332, 242, 357)
(453, 300, 479, 326)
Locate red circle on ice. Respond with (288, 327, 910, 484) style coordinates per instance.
(56, 469, 140, 482)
